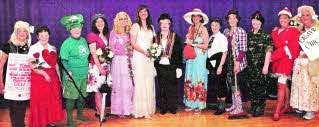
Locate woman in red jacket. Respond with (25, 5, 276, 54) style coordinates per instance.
(269, 8, 300, 121)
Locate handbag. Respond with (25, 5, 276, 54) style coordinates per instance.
(184, 44, 196, 60)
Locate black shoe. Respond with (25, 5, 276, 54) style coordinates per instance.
(252, 112, 264, 117)
(95, 113, 100, 118)
(160, 110, 167, 115)
(247, 108, 255, 114)
(214, 109, 225, 115)
(100, 119, 106, 123)
(46, 124, 56, 127)
(169, 109, 177, 114)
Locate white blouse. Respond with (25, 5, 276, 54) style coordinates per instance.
(28, 42, 55, 68)
(207, 31, 228, 58)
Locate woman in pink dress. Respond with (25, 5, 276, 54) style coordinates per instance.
(109, 12, 134, 118)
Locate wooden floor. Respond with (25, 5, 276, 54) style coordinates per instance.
(0, 100, 319, 127)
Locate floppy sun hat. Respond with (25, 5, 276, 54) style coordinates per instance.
(184, 8, 209, 25)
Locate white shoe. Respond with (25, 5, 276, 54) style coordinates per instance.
(295, 109, 303, 114)
(145, 115, 152, 119)
(303, 111, 315, 120)
(185, 107, 192, 112)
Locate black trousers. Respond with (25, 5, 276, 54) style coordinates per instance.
(156, 65, 178, 111)
(208, 72, 227, 100)
(7, 100, 28, 127)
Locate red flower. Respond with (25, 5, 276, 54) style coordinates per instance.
(33, 53, 40, 58)
(18, 94, 21, 97)
(256, 13, 259, 17)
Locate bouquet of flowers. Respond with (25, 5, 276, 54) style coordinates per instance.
(31, 52, 44, 69)
(96, 46, 114, 64)
(126, 42, 134, 80)
(147, 43, 162, 61)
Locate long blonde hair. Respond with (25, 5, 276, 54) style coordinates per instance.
(10, 21, 33, 47)
(112, 12, 132, 34)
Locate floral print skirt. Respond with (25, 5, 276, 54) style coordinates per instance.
(86, 63, 109, 92)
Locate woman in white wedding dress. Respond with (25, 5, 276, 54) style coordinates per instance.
(130, 5, 156, 119)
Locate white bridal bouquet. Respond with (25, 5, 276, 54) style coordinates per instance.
(96, 46, 114, 64)
(147, 43, 162, 61)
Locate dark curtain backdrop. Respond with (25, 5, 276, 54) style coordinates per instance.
(1, 0, 319, 106)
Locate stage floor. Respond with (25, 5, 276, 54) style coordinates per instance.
(0, 100, 318, 127)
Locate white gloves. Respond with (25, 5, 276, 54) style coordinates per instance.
(153, 67, 157, 77)
(159, 57, 170, 65)
(176, 68, 182, 78)
(210, 60, 216, 67)
(106, 74, 112, 86)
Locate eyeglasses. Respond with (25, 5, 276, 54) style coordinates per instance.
(119, 18, 128, 21)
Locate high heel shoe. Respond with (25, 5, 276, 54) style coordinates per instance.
(273, 113, 280, 121)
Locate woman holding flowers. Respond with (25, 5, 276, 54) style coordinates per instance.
(130, 5, 156, 119)
(183, 8, 209, 114)
(85, 14, 110, 122)
(28, 26, 63, 127)
(109, 12, 134, 119)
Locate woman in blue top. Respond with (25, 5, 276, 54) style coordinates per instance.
(183, 8, 209, 114)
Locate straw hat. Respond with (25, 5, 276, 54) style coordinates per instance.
(183, 8, 209, 25)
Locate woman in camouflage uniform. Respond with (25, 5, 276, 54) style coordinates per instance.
(246, 11, 273, 117)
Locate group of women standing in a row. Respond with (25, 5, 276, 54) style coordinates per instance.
(0, 4, 319, 127)
(182, 5, 319, 122)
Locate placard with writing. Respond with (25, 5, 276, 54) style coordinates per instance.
(4, 53, 31, 100)
(299, 26, 319, 61)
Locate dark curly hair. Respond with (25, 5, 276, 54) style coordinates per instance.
(36, 25, 50, 36)
(135, 5, 153, 31)
(91, 17, 108, 35)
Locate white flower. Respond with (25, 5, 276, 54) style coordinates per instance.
(29, 26, 34, 33)
(155, 50, 161, 56)
(100, 57, 105, 62)
(68, 15, 79, 22)
(153, 43, 158, 48)
(108, 51, 114, 58)
(156, 48, 161, 54)
(151, 49, 156, 54)
(158, 45, 162, 49)
(96, 48, 103, 55)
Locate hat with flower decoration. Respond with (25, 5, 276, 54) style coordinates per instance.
(251, 11, 264, 24)
(60, 14, 85, 31)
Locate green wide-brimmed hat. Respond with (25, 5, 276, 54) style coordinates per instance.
(60, 14, 85, 31)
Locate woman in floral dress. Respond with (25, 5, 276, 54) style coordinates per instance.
(86, 14, 109, 122)
(183, 8, 209, 114)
